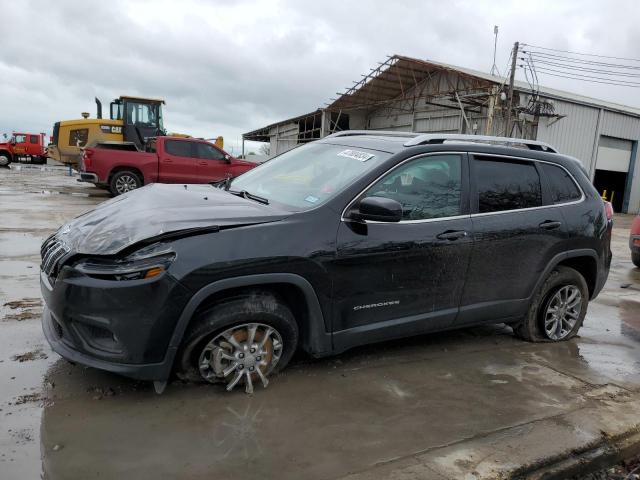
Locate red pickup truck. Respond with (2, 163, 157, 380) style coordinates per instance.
(79, 136, 257, 195)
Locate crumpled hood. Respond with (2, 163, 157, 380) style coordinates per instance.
(56, 183, 290, 255)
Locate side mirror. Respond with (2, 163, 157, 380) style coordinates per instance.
(10, 138, 16, 145)
(351, 197, 403, 222)
(224, 154, 231, 162)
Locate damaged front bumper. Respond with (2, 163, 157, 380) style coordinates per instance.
(40, 265, 192, 381)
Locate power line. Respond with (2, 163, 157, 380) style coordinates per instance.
(524, 50, 640, 70)
(521, 43, 640, 63)
(520, 65, 640, 87)
(523, 58, 640, 77)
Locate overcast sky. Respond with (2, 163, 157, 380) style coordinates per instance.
(2, 0, 639, 154)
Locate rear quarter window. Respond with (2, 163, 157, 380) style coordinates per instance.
(474, 157, 542, 213)
(540, 163, 582, 204)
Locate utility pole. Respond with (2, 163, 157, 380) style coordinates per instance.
(505, 41, 519, 137)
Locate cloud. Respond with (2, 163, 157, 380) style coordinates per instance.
(1, 0, 639, 154)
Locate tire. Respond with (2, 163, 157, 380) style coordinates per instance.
(633, 251, 640, 268)
(0, 154, 11, 167)
(109, 170, 142, 196)
(514, 266, 589, 342)
(176, 291, 298, 393)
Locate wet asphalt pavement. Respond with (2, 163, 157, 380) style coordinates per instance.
(1, 165, 639, 479)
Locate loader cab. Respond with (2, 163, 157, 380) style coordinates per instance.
(110, 96, 166, 149)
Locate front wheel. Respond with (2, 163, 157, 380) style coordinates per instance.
(109, 170, 142, 196)
(632, 251, 640, 268)
(514, 266, 589, 342)
(0, 154, 11, 167)
(176, 292, 298, 393)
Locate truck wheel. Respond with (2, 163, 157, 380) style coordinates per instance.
(633, 252, 640, 268)
(514, 266, 588, 342)
(109, 171, 142, 196)
(0, 154, 10, 167)
(176, 291, 298, 394)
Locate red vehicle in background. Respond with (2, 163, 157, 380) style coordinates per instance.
(0, 132, 48, 166)
(80, 136, 257, 196)
(631, 214, 640, 268)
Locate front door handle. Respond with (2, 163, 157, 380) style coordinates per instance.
(436, 230, 468, 241)
(539, 220, 562, 230)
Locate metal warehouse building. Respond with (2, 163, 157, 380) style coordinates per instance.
(243, 54, 640, 214)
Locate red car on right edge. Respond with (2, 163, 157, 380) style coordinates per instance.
(631, 214, 640, 268)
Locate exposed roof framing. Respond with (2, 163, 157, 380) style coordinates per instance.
(326, 55, 496, 111)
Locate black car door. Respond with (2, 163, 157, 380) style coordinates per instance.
(456, 153, 568, 325)
(331, 152, 473, 351)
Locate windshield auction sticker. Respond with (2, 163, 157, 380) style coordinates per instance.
(337, 149, 375, 162)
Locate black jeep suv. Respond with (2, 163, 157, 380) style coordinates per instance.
(41, 132, 612, 393)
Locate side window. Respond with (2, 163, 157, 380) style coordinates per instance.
(14, 134, 26, 143)
(475, 157, 542, 213)
(364, 154, 462, 220)
(196, 143, 226, 161)
(68, 129, 88, 147)
(29, 135, 39, 144)
(165, 140, 193, 157)
(540, 163, 582, 204)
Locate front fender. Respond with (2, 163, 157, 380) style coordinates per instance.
(161, 273, 332, 378)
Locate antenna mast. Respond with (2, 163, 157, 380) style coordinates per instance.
(490, 25, 499, 75)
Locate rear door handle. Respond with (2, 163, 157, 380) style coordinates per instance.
(198, 161, 207, 166)
(436, 230, 468, 241)
(539, 220, 562, 230)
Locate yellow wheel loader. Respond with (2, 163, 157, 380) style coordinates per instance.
(47, 95, 225, 166)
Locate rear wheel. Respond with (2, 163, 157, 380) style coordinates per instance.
(514, 266, 589, 342)
(176, 292, 298, 393)
(109, 170, 141, 196)
(633, 251, 640, 268)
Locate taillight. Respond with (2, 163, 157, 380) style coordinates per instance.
(83, 150, 92, 168)
(604, 201, 614, 221)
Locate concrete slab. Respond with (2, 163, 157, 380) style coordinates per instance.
(0, 166, 639, 479)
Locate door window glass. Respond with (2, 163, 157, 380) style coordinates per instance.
(475, 157, 542, 213)
(540, 163, 582, 204)
(165, 140, 193, 158)
(196, 143, 226, 161)
(126, 102, 159, 127)
(14, 134, 26, 143)
(364, 154, 462, 220)
(29, 135, 39, 144)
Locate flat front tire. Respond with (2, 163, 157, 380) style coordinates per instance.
(514, 266, 589, 342)
(176, 292, 298, 393)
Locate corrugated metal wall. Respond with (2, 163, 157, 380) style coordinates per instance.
(535, 99, 599, 168)
(269, 122, 299, 154)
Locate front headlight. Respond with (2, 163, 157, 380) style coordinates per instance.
(73, 243, 176, 281)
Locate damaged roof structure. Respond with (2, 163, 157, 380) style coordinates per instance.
(243, 54, 640, 214)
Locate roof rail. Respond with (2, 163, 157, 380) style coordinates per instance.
(403, 134, 558, 153)
(324, 130, 421, 139)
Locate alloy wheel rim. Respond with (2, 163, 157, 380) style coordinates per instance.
(543, 285, 582, 340)
(115, 175, 137, 193)
(198, 323, 283, 394)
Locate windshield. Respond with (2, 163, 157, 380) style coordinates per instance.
(229, 142, 391, 210)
